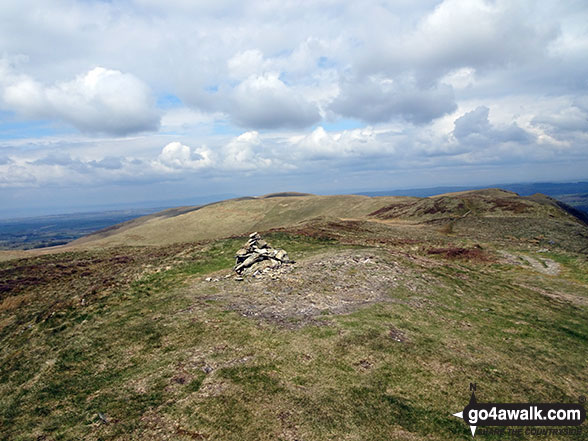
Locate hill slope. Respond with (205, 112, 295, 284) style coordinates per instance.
(69, 189, 588, 253)
(1, 189, 587, 440)
(71, 194, 415, 247)
(369, 188, 584, 222)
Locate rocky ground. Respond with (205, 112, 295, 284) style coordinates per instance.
(202, 249, 410, 327)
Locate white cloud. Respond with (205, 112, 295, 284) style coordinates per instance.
(160, 107, 217, 133)
(452, 106, 534, 146)
(1, 0, 588, 202)
(1, 64, 160, 135)
(414, 0, 556, 71)
(227, 49, 266, 80)
(290, 126, 394, 160)
(229, 73, 321, 129)
(331, 74, 457, 124)
(532, 104, 588, 135)
(221, 131, 276, 170)
(155, 141, 213, 170)
(441, 67, 476, 90)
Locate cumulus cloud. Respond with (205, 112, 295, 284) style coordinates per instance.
(221, 131, 281, 170)
(30, 152, 81, 167)
(0, 148, 162, 188)
(290, 126, 393, 160)
(1, 0, 584, 134)
(532, 104, 588, 135)
(0, 64, 160, 135)
(227, 49, 266, 80)
(228, 73, 321, 129)
(331, 75, 457, 124)
(412, 0, 558, 74)
(88, 156, 125, 170)
(155, 141, 213, 170)
(453, 106, 534, 146)
(1, 0, 588, 199)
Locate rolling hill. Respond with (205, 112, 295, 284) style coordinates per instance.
(0, 189, 587, 440)
(68, 189, 587, 249)
(69, 193, 415, 247)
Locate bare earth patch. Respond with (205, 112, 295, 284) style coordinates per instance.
(519, 255, 560, 276)
(195, 249, 410, 327)
(498, 251, 561, 276)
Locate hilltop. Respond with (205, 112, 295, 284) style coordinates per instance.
(67, 189, 587, 250)
(0, 189, 587, 440)
(69, 193, 412, 248)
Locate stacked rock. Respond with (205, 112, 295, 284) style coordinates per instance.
(234, 232, 293, 275)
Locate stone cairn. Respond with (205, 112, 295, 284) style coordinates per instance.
(234, 232, 293, 276)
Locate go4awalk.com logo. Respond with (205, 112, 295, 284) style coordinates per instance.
(452, 384, 586, 437)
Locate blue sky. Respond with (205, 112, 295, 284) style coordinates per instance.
(1, 0, 588, 216)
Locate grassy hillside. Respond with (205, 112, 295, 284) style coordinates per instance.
(69, 189, 586, 250)
(1, 190, 587, 440)
(369, 189, 582, 222)
(70, 194, 413, 248)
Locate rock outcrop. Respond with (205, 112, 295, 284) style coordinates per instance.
(234, 232, 293, 276)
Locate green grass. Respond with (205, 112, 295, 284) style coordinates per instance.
(543, 251, 588, 284)
(0, 228, 587, 440)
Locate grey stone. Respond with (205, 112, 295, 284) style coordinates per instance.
(234, 233, 294, 276)
(275, 249, 290, 262)
(234, 253, 264, 273)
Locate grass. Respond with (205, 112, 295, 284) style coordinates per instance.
(1, 216, 587, 440)
(71, 194, 405, 248)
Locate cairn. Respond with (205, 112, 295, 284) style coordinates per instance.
(234, 232, 293, 276)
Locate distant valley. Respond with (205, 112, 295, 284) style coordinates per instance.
(0, 209, 162, 250)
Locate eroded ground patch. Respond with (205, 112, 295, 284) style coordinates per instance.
(195, 249, 427, 327)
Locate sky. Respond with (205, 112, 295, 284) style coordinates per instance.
(1, 0, 588, 216)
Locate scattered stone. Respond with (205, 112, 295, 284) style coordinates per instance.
(234, 233, 294, 276)
(356, 359, 373, 370)
(234, 276, 244, 281)
(202, 365, 214, 374)
(389, 327, 406, 342)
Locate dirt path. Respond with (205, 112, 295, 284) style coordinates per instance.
(498, 251, 561, 276)
(519, 255, 561, 276)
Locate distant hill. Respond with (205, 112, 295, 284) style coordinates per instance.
(71, 194, 412, 247)
(369, 188, 588, 224)
(67, 189, 588, 251)
(556, 193, 588, 215)
(358, 182, 588, 218)
(356, 181, 588, 198)
(3, 187, 587, 252)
